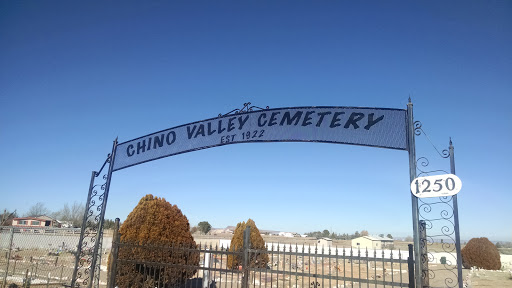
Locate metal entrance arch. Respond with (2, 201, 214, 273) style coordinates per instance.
(70, 100, 463, 288)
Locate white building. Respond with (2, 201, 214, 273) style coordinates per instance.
(351, 236, 393, 249)
(317, 238, 333, 248)
(279, 232, 294, 237)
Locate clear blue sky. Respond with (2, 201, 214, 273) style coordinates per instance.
(1, 1, 510, 241)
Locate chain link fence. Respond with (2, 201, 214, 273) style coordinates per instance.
(1, 226, 112, 288)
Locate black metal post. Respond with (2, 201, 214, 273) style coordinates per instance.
(71, 170, 97, 287)
(242, 227, 250, 288)
(449, 139, 464, 288)
(407, 99, 422, 288)
(420, 221, 429, 288)
(88, 138, 118, 288)
(107, 218, 120, 288)
(407, 244, 415, 288)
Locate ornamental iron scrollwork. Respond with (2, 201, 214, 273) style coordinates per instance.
(219, 102, 269, 117)
(71, 154, 111, 287)
(414, 121, 460, 288)
(414, 121, 450, 159)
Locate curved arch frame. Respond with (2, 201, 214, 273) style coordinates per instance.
(71, 102, 463, 288)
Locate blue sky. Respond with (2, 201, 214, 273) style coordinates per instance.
(1, 1, 510, 241)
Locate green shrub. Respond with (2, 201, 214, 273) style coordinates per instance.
(461, 237, 501, 270)
(113, 194, 199, 287)
(227, 219, 269, 269)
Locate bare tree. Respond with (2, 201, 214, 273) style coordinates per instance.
(1, 209, 18, 226)
(25, 202, 50, 217)
(54, 202, 85, 227)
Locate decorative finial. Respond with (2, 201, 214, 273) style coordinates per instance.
(408, 96, 411, 103)
(449, 137, 453, 146)
(219, 102, 269, 117)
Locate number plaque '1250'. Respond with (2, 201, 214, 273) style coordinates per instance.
(411, 174, 462, 198)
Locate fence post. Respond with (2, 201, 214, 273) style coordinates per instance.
(419, 221, 429, 288)
(23, 269, 29, 288)
(202, 249, 211, 288)
(107, 218, 120, 288)
(242, 227, 250, 288)
(2, 227, 14, 288)
(408, 244, 415, 288)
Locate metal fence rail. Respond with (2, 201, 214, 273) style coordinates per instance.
(1, 226, 111, 288)
(110, 228, 413, 288)
(252, 244, 410, 288)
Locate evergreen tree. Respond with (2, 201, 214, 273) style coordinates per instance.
(198, 221, 212, 235)
(227, 219, 269, 269)
(113, 194, 199, 287)
(461, 237, 501, 270)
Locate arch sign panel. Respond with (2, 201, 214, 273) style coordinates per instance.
(113, 106, 407, 171)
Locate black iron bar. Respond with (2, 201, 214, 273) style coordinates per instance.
(302, 244, 305, 288)
(219, 244, 222, 288)
(449, 140, 463, 288)
(374, 249, 377, 288)
(335, 246, 339, 288)
(399, 249, 402, 286)
(213, 245, 218, 288)
(358, 248, 361, 286)
(391, 249, 394, 285)
(321, 246, 324, 288)
(270, 244, 274, 288)
(350, 247, 353, 288)
(259, 249, 262, 288)
(308, 245, 311, 288)
(295, 244, 298, 288)
(289, 244, 292, 288)
(343, 247, 346, 288)
(366, 248, 369, 288)
(408, 244, 415, 288)
(407, 100, 422, 288)
(382, 250, 386, 288)
(328, 246, 331, 288)
(315, 245, 318, 288)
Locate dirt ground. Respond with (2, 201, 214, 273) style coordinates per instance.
(464, 268, 512, 287)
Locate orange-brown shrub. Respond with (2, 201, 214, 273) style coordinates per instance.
(461, 237, 501, 270)
(227, 219, 269, 269)
(112, 194, 199, 287)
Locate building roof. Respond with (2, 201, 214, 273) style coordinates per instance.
(318, 237, 332, 241)
(353, 235, 393, 242)
(13, 215, 57, 221)
(14, 216, 45, 221)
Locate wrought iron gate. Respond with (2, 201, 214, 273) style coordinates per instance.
(108, 227, 414, 288)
